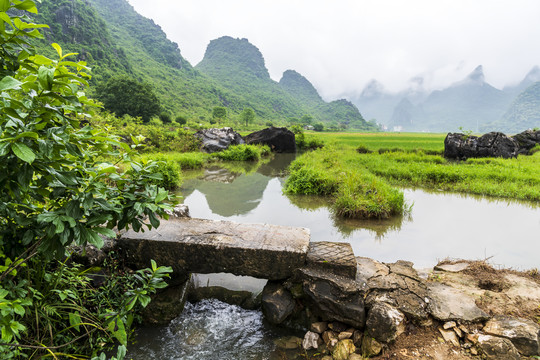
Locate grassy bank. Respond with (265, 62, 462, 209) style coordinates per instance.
(136, 144, 271, 189)
(285, 147, 406, 219)
(285, 131, 540, 219)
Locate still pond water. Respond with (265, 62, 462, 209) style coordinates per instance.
(130, 153, 539, 359)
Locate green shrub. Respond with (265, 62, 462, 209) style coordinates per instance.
(356, 144, 372, 154)
(130, 158, 182, 189)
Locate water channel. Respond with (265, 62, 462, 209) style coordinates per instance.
(130, 153, 540, 358)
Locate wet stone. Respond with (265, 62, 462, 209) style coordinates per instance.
(306, 241, 357, 279)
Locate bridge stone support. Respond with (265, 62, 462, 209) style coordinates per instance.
(117, 218, 311, 281)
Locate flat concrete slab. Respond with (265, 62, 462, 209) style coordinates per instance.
(118, 218, 310, 280)
(306, 242, 357, 279)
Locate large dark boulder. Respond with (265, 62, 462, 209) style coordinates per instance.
(444, 132, 519, 160)
(512, 129, 540, 155)
(244, 126, 296, 153)
(194, 127, 244, 153)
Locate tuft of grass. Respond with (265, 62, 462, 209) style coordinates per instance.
(285, 147, 406, 219)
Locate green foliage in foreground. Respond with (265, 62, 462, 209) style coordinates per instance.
(285, 148, 406, 219)
(0, 3, 174, 358)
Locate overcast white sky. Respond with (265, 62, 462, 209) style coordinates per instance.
(127, 0, 540, 100)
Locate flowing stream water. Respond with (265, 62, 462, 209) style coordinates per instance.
(130, 153, 540, 358)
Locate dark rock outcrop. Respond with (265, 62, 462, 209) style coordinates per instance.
(261, 282, 296, 324)
(194, 127, 244, 153)
(365, 302, 405, 343)
(244, 127, 296, 153)
(291, 267, 366, 329)
(512, 129, 540, 155)
(444, 132, 519, 159)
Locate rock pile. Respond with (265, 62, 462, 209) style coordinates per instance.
(264, 255, 540, 359)
(444, 129, 540, 160)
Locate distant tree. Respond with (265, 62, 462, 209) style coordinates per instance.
(240, 107, 255, 127)
(313, 122, 324, 132)
(212, 106, 227, 124)
(176, 115, 187, 125)
(288, 117, 300, 125)
(159, 112, 172, 123)
(97, 75, 161, 122)
(300, 114, 313, 126)
(265, 121, 274, 127)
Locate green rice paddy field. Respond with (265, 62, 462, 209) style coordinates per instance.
(287, 132, 540, 218)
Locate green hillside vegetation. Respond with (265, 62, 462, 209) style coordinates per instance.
(197, 36, 376, 130)
(495, 82, 540, 133)
(33, 1, 375, 129)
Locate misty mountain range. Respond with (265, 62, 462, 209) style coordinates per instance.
(347, 65, 540, 133)
(35, 0, 540, 133)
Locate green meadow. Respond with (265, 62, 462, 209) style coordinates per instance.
(286, 132, 540, 219)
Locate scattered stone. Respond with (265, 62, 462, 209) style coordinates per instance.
(443, 321, 457, 330)
(321, 356, 332, 360)
(477, 334, 521, 360)
(244, 126, 296, 153)
(194, 127, 244, 153)
(483, 315, 540, 356)
(274, 336, 302, 350)
(427, 282, 489, 322)
(306, 242, 357, 279)
(302, 331, 321, 350)
(453, 326, 463, 338)
(366, 302, 406, 343)
(165, 204, 190, 218)
(361, 336, 382, 357)
(349, 354, 364, 360)
(331, 339, 356, 360)
(459, 324, 469, 334)
(438, 328, 460, 347)
(322, 330, 339, 349)
(352, 330, 363, 347)
(338, 329, 354, 340)
(444, 131, 519, 160)
(470, 347, 478, 355)
(434, 262, 470, 273)
(328, 321, 348, 333)
(261, 282, 295, 324)
(311, 321, 328, 334)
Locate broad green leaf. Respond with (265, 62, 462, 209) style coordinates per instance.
(0, 12, 12, 25)
(87, 230, 104, 248)
(0, 76, 22, 91)
(0, 142, 10, 157)
(107, 317, 127, 346)
(0, 0, 9, 12)
(94, 227, 117, 239)
(38, 66, 54, 90)
(51, 43, 62, 58)
(69, 312, 81, 332)
(32, 54, 53, 65)
(155, 188, 168, 203)
(12, 142, 35, 163)
(15, 131, 38, 140)
(13, 0, 37, 13)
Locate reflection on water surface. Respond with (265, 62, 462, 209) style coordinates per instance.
(180, 154, 540, 270)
